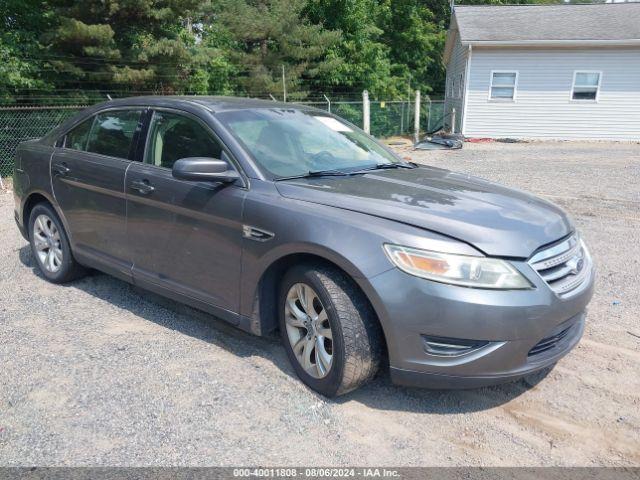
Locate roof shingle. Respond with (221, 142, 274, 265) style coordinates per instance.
(454, 4, 640, 42)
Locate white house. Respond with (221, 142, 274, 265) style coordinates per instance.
(443, 3, 640, 140)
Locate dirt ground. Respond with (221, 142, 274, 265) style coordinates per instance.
(0, 141, 639, 466)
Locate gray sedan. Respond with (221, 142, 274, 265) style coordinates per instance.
(13, 96, 595, 396)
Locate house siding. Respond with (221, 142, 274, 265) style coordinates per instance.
(444, 31, 468, 134)
(463, 47, 640, 140)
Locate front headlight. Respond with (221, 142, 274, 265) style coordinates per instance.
(384, 244, 533, 290)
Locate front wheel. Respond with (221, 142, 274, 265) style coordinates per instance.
(279, 263, 383, 397)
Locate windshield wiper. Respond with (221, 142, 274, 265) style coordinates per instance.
(275, 169, 352, 181)
(379, 162, 416, 169)
(353, 162, 417, 174)
(275, 162, 417, 181)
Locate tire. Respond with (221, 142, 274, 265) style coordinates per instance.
(28, 203, 86, 283)
(279, 263, 383, 397)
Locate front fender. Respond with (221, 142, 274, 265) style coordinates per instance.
(250, 241, 374, 281)
(237, 183, 475, 329)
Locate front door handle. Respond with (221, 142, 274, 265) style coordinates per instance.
(52, 162, 70, 176)
(130, 179, 155, 195)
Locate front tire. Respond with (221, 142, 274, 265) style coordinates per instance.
(279, 263, 383, 397)
(28, 203, 86, 283)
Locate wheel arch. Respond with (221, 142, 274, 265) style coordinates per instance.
(22, 191, 55, 238)
(21, 190, 75, 245)
(248, 251, 389, 358)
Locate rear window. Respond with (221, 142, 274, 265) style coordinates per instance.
(64, 117, 93, 151)
(85, 110, 143, 159)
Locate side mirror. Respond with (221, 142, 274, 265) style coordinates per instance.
(172, 157, 240, 183)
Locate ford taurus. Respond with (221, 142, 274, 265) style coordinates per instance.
(13, 96, 595, 396)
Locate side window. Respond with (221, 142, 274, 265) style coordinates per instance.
(86, 110, 142, 159)
(145, 111, 223, 169)
(64, 117, 94, 151)
(572, 71, 601, 101)
(490, 71, 517, 101)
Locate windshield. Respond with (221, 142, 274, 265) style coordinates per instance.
(216, 108, 400, 178)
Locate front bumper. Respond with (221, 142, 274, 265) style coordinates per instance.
(390, 313, 584, 389)
(365, 259, 595, 389)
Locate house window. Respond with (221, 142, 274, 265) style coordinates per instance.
(572, 71, 601, 101)
(489, 71, 517, 101)
(458, 73, 464, 98)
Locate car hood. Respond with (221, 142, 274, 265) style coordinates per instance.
(275, 166, 572, 258)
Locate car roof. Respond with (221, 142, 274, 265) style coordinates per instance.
(90, 95, 311, 113)
(39, 95, 325, 146)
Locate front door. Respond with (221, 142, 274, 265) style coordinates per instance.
(51, 108, 144, 279)
(125, 109, 246, 317)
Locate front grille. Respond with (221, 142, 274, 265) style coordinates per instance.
(528, 326, 572, 356)
(529, 234, 591, 297)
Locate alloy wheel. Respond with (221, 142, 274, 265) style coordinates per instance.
(33, 214, 63, 273)
(284, 283, 333, 379)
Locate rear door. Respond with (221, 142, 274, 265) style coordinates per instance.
(125, 109, 246, 317)
(51, 108, 144, 279)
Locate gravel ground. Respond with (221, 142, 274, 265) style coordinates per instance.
(0, 141, 639, 466)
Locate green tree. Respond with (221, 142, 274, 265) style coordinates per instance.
(209, 0, 343, 99)
(0, 0, 53, 102)
(306, 0, 402, 98)
(379, 0, 447, 96)
(40, 0, 217, 96)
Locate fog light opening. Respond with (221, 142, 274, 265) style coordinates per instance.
(421, 335, 489, 357)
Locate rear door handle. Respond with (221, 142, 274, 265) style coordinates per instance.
(52, 162, 70, 176)
(130, 179, 155, 195)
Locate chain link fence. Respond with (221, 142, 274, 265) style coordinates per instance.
(0, 99, 445, 179)
(0, 106, 86, 178)
(298, 99, 445, 138)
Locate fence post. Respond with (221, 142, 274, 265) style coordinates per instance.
(425, 95, 432, 134)
(282, 65, 287, 102)
(323, 94, 331, 113)
(362, 90, 370, 134)
(451, 108, 456, 134)
(413, 90, 421, 144)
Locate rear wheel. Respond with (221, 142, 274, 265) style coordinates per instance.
(28, 203, 86, 283)
(279, 263, 383, 397)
